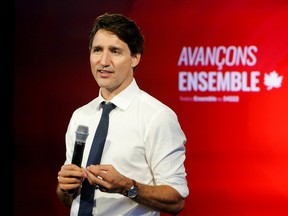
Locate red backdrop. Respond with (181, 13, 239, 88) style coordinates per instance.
(14, 0, 288, 215)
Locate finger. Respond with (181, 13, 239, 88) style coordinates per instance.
(98, 186, 108, 192)
(97, 164, 112, 171)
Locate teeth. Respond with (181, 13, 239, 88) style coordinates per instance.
(98, 69, 111, 73)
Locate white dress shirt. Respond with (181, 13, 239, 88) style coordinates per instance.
(64, 78, 189, 216)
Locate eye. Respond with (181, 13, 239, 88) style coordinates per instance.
(111, 48, 121, 55)
(92, 46, 102, 53)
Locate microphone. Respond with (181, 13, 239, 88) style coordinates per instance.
(71, 125, 89, 166)
(67, 125, 89, 195)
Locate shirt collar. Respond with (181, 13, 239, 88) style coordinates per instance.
(96, 78, 140, 111)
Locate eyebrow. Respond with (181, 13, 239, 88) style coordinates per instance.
(92, 45, 124, 52)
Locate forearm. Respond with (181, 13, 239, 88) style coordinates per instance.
(129, 182, 185, 215)
(56, 184, 74, 207)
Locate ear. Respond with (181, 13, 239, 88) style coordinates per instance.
(131, 54, 141, 68)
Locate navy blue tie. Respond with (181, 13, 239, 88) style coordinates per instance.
(78, 102, 116, 216)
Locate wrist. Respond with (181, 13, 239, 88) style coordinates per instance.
(125, 179, 139, 199)
(122, 178, 132, 196)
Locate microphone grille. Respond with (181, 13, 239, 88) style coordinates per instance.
(75, 125, 89, 142)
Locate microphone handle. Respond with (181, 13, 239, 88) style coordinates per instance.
(71, 141, 85, 166)
(67, 141, 85, 194)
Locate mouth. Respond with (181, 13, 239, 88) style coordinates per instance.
(98, 69, 112, 73)
(98, 69, 113, 77)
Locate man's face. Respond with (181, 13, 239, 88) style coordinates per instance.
(90, 29, 140, 100)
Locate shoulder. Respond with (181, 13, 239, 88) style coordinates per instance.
(138, 90, 175, 114)
(71, 98, 100, 119)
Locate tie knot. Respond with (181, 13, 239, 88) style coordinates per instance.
(101, 102, 116, 115)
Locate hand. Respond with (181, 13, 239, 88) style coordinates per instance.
(57, 164, 86, 192)
(84, 164, 130, 194)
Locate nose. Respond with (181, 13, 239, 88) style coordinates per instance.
(100, 51, 111, 66)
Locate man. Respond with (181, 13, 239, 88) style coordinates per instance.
(56, 13, 189, 216)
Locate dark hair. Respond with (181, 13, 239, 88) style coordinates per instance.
(89, 13, 144, 57)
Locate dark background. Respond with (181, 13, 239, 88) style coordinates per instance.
(3, 0, 14, 214)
